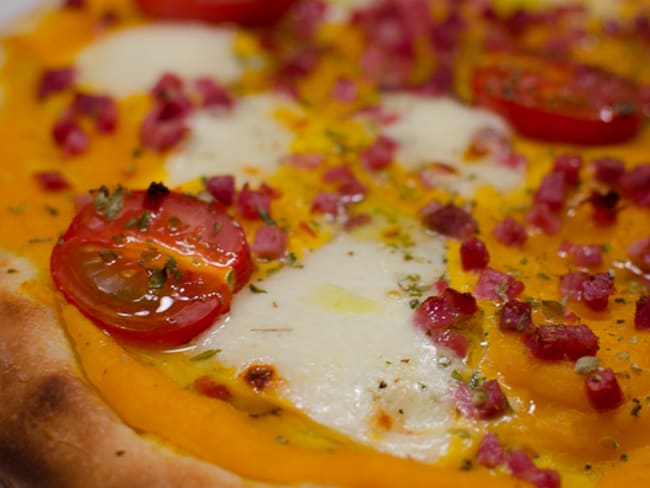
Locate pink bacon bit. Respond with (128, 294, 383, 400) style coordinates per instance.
(523, 324, 599, 361)
(534, 172, 566, 211)
(619, 163, 650, 206)
(635, 296, 650, 330)
(236, 184, 272, 220)
(476, 432, 505, 468)
(414, 288, 478, 332)
(359, 135, 397, 172)
(558, 241, 603, 269)
(72, 92, 118, 133)
(455, 379, 509, 420)
(592, 157, 625, 185)
(499, 300, 533, 333)
(311, 192, 342, 217)
(421, 202, 478, 240)
(251, 225, 288, 260)
(460, 237, 490, 271)
(331, 77, 358, 103)
(584, 368, 624, 412)
(507, 450, 561, 488)
(34, 171, 71, 192)
(431, 329, 469, 358)
(526, 202, 562, 235)
(474, 268, 524, 303)
(493, 217, 527, 247)
(139, 106, 187, 152)
(62, 0, 85, 9)
(588, 190, 620, 226)
(52, 113, 89, 156)
(552, 153, 583, 188)
(628, 236, 650, 273)
(194, 77, 234, 109)
(560, 271, 615, 311)
(206, 175, 235, 206)
(38, 67, 76, 100)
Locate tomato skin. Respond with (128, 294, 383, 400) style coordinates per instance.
(471, 57, 642, 145)
(135, 0, 297, 26)
(51, 187, 253, 347)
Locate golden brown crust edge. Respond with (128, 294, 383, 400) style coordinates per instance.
(0, 256, 264, 488)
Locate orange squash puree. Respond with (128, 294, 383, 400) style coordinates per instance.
(61, 303, 516, 487)
(2, 0, 650, 486)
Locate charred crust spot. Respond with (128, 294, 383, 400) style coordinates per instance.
(27, 373, 71, 419)
(0, 444, 57, 488)
(242, 364, 275, 391)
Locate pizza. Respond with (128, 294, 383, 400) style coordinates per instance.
(1, 0, 649, 486)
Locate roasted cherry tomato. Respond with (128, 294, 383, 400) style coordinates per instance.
(135, 0, 297, 27)
(51, 184, 253, 346)
(471, 55, 642, 145)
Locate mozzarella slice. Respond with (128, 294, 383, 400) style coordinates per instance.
(75, 23, 242, 97)
(165, 95, 294, 187)
(196, 223, 461, 462)
(380, 94, 524, 196)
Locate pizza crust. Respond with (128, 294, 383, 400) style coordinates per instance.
(0, 256, 264, 488)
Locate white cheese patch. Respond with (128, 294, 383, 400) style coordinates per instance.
(75, 23, 242, 97)
(380, 94, 524, 196)
(197, 224, 460, 462)
(165, 95, 294, 188)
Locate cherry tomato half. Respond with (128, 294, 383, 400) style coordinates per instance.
(135, 0, 297, 27)
(471, 55, 642, 145)
(51, 184, 253, 347)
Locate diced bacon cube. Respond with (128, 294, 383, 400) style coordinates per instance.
(414, 288, 477, 332)
(421, 203, 478, 240)
(628, 236, 650, 273)
(359, 135, 397, 171)
(476, 432, 505, 468)
(619, 164, 650, 206)
(507, 451, 561, 488)
(635, 296, 650, 330)
(151, 72, 184, 101)
(584, 368, 624, 412)
(251, 225, 288, 260)
(206, 175, 235, 206)
(429, 329, 469, 358)
(139, 106, 187, 151)
(553, 153, 582, 187)
(455, 380, 508, 420)
(474, 268, 524, 302)
(323, 165, 354, 183)
(460, 237, 490, 271)
(493, 217, 527, 247)
(589, 190, 620, 226)
(523, 324, 599, 361)
(72, 92, 118, 133)
(331, 77, 358, 103)
(34, 171, 71, 192)
(526, 202, 562, 234)
(560, 271, 589, 300)
(506, 450, 536, 476)
(572, 244, 603, 268)
(499, 300, 533, 333)
(338, 176, 367, 202)
(52, 114, 89, 156)
(534, 172, 566, 211)
(311, 192, 342, 217)
(581, 273, 615, 311)
(236, 185, 272, 220)
(194, 77, 234, 109)
(592, 157, 625, 185)
(38, 67, 76, 100)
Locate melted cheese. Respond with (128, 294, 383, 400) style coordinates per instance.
(75, 23, 242, 97)
(381, 94, 524, 196)
(196, 224, 461, 462)
(165, 95, 294, 188)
